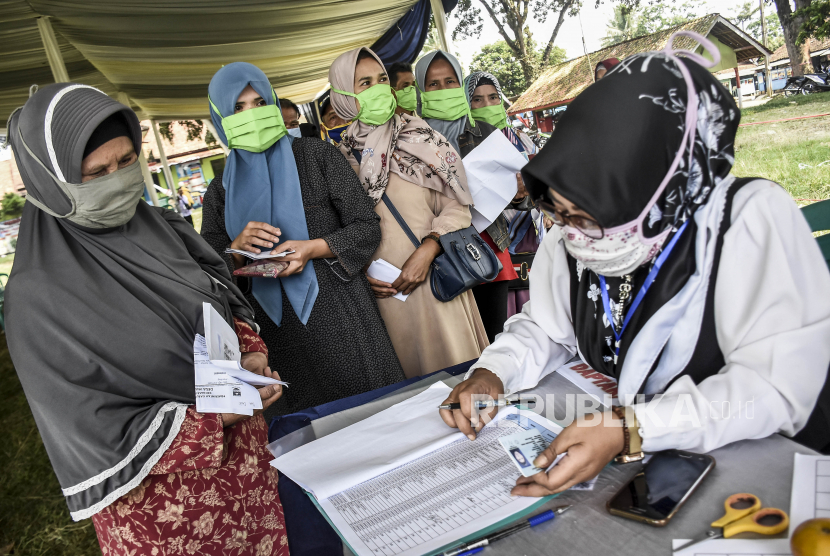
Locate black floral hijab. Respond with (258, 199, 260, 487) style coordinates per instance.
(523, 33, 740, 376)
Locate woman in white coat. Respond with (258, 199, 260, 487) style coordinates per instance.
(439, 34, 830, 496)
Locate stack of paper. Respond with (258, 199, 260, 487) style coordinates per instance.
(195, 303, 287, 416)
(225, 247, 294, 260)
(461, 130, 528, 233)
(366, 259, 409, 301)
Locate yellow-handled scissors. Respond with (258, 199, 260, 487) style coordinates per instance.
(674, 493, 789, 552)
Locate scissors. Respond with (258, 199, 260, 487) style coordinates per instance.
(674, 493, 789, 552)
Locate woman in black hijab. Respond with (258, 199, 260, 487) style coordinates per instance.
(439, 33, 830, 493)
(5, 84, 289, 552)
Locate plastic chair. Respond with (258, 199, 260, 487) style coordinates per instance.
(801, 199, 830, 269)
(0, 273, 8, 331)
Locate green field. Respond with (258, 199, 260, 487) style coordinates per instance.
(0, 96, 829, 556)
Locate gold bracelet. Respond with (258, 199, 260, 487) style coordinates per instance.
(612, 406, 645, 464)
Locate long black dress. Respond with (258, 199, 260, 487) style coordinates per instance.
(201, 137, 405, 417)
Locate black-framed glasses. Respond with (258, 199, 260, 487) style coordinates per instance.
(535, 198, 604, 239)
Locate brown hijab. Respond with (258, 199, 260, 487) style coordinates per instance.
(328, 47, 472, 206)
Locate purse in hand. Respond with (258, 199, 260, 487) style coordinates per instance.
(381, 193, 501, 302)
(233, 260, 288, 279)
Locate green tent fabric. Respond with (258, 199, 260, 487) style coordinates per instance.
(0, 0, 419, 124)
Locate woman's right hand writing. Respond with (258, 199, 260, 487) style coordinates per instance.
(230, 221, 281, 267)
(439, 368, 505, 440)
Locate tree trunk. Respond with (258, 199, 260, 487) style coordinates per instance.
(774, 0, 813, 76)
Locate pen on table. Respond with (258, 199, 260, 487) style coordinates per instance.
(455, 548, 483, 556)
(443, 505, 572, 556)
(438, 399, 536, 410)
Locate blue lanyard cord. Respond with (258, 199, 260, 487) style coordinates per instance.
(598, 220, 690, 356)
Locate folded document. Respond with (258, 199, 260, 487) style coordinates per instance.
(194, 303, 287, 416)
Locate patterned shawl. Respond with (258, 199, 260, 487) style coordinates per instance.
(329, 47, 473, 206)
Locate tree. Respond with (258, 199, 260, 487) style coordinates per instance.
(601, 5, 639, 46)
(733, 2, 760, 30)
(452, 0, 582, 87)
(795, 0, 830, 43)
(773, 0, 813, 76)
(748, 11, 786, 51)
(0, 192, 25, 221)
(600, 2, 699, 47)
(469, 39, 566, 96)
(635, 1, 699, 35)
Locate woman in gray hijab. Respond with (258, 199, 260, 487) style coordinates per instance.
(5, 83, 289, 553)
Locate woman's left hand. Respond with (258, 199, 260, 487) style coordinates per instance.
(392, 240, 441, 295)
(240, 351, 268, 376)
(513, 173, 528, 201)
(510, 410, 625, 497)
(276, 239, 332, 277)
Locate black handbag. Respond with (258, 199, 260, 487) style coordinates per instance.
(381, 193, 501, 302)
(506, 252, 534, 291)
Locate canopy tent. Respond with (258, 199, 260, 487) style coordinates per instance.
(508, 14, 771, 116)
(0, 0, 455, 127)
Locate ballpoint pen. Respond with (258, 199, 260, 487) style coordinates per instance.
(438, 399, 537, 410)
(443, 505, 572, 556)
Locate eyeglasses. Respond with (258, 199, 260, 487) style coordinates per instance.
(535, 198, 604, 239)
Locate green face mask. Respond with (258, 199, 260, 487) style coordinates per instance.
(332, 84, 397, 126)
(209, 89, 287, 153)
(420, 87, 472, 123)
(395, 85, 417, 112)
(471, 104, 508, 129)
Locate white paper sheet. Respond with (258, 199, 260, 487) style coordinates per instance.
(225, 247, 294, 260)
(272, 382, 567, 556)
(672, 538, 792, 555)
(366, 259, 409, 301)
(790, 453, 830, 533)
(195, 304, 287, 415)
(462, 130, 526, 227)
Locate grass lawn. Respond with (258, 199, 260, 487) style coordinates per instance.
(0, 95, 828, 556)
(734, 91, 830, 202)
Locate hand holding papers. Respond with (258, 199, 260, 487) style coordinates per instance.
(366, 259, 409, 301)
(225, 247, 294, 260)
(461, 130, 528, 232)
(195, 303, 287, 416)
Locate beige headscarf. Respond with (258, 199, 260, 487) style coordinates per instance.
(328, 47, 472, 206)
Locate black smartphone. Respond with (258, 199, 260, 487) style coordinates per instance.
(607, 450, 716, 527)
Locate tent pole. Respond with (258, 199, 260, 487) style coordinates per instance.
(138, 152, 160, 207)
(36, 17, 69, 83)
(429, 0, 453, 53)
(734, 67, 743, 109)
(151, 119, 179, 212)
(760, 0, 773, 98)
(203, 120, 229, 156)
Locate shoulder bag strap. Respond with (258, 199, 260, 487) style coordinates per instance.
(382, 192, 421, 250)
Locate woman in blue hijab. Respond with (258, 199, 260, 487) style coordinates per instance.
(200, 62, 404, 416)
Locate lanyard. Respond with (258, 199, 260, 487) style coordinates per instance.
(598, 219, 689, 360)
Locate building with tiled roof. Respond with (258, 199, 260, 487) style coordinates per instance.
(509, 14, 770, 120)
(769, 36, 830, 65)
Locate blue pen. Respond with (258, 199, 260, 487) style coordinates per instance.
(443, 505, 572, 556)
(456, 548, 484, 556)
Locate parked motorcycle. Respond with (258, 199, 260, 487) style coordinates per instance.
(783, 62, 830, 96)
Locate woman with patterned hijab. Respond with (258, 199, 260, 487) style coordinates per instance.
(329, 46, 488, 378)
(441, 33, 830, 491)
(5, 83, 288, 553)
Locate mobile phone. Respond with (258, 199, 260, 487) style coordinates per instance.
(607, 450, 715, 527)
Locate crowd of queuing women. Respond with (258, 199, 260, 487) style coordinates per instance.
(4, 35, 830, 555)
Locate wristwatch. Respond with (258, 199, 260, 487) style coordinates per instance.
(612, 406, 645, 463)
